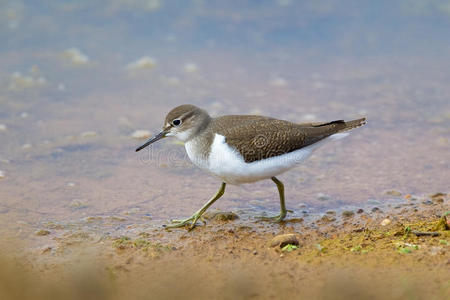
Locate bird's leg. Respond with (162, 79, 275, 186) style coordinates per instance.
(166, 182, 226, 230)
(258, 177, 287, 223)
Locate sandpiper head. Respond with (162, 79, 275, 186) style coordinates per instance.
(135, 104, 210, 152)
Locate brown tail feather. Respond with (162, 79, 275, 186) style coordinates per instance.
(300, 118, 366, 132)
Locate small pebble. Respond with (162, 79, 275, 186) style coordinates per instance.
(184, 63, 198, 73)
(422, 200, 433, 205)
(131, 130, 151, 139)
(371, 207, 381, 212)
(269, 77, 288, 87)
(126, 56, 156, 70)
(342, 210, 355, 218)
(0, 170, 5, 179)
(385, 190, 402, 197)
(22, 144, 32, 149)
(320, 215, 336, 223)
(70, 199, 87, 208)
(380, 218, 391, 226)
(63, 48, 90, 65)
(166, 77, 180, 85)
(41, 246, 52, 254)
(20, 112, 29, 118)
(270, 234, 299, 248)
(316, 193, 330, 201)
(66, 182, 76, 187)
(35, 229, 51, 236)
(357, 209, 364, 214)
(367, 199, 381, 205)
(203, 211, 238, 221)
(80, 131, 97, 137)
(430, 193, 446, 203)
(0, 124, 6, 131)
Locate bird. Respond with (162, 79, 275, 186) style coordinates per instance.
(136, 104, 366, 230)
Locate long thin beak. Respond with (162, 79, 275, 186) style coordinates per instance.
(135, 130, 167, 152)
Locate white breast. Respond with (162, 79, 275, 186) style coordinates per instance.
(207, 134, 309, 184)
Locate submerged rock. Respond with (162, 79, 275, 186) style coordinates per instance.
(430, 193, 446, 203)
(126, 56, 156, 70)
(63, 48, 90, 65)
(80, 131, 97, 138)
(319, 215, 336, 223)
(184, 63, 198, 73)
(35, 229, 51, 236)
(316, 193, 330, 201)
(202, 211, 238, 221)
(385, 190, 402, 197)
(342, 210, 355, 218)
(269, 77, 288, 87)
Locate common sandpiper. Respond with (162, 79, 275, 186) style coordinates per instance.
(136, 104, 366, 230)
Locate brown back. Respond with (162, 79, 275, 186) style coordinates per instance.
(211, 115, 365, 163)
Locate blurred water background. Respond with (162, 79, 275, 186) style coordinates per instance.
(0, 0, 449, 241)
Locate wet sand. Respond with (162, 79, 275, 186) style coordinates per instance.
(1, 192, 448, 299)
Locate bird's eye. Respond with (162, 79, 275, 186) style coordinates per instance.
(172, 119, 182, 126)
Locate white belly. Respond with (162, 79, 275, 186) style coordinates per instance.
(184, 133, 346, 185)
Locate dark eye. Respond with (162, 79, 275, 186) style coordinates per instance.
(172, 119, 182, 126)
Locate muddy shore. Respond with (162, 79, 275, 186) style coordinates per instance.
(1, 192, 448, 300)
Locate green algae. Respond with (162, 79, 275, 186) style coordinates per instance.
(281, 244, 298, 252)
(300, 216, 449, 262)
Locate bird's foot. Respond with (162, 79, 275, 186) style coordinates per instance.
(165, 212, 203, 230)
(257, 212, 288, 223)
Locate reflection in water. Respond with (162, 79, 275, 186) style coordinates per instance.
(0, 1, 449, 241)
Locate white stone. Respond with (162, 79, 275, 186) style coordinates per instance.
(63, 48, 90, 65)
(316, 193, 330, 201)
(184, 63, 198, 73)
(269, 77, 288, 87)
(80, 131, 97, 137)
(126, 56, 156, 70)
(380, 218, 391, 226)
(131, 130, 151, 139)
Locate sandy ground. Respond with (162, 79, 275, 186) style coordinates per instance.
(1, 193, 448, 300)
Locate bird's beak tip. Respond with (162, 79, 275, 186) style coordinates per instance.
(135, 130, 167, 152)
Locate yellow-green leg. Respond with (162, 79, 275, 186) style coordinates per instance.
(166, 182, 226, 230)
(259, 176, 287, 222)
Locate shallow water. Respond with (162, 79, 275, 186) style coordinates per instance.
(0, 1, 449, 242)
